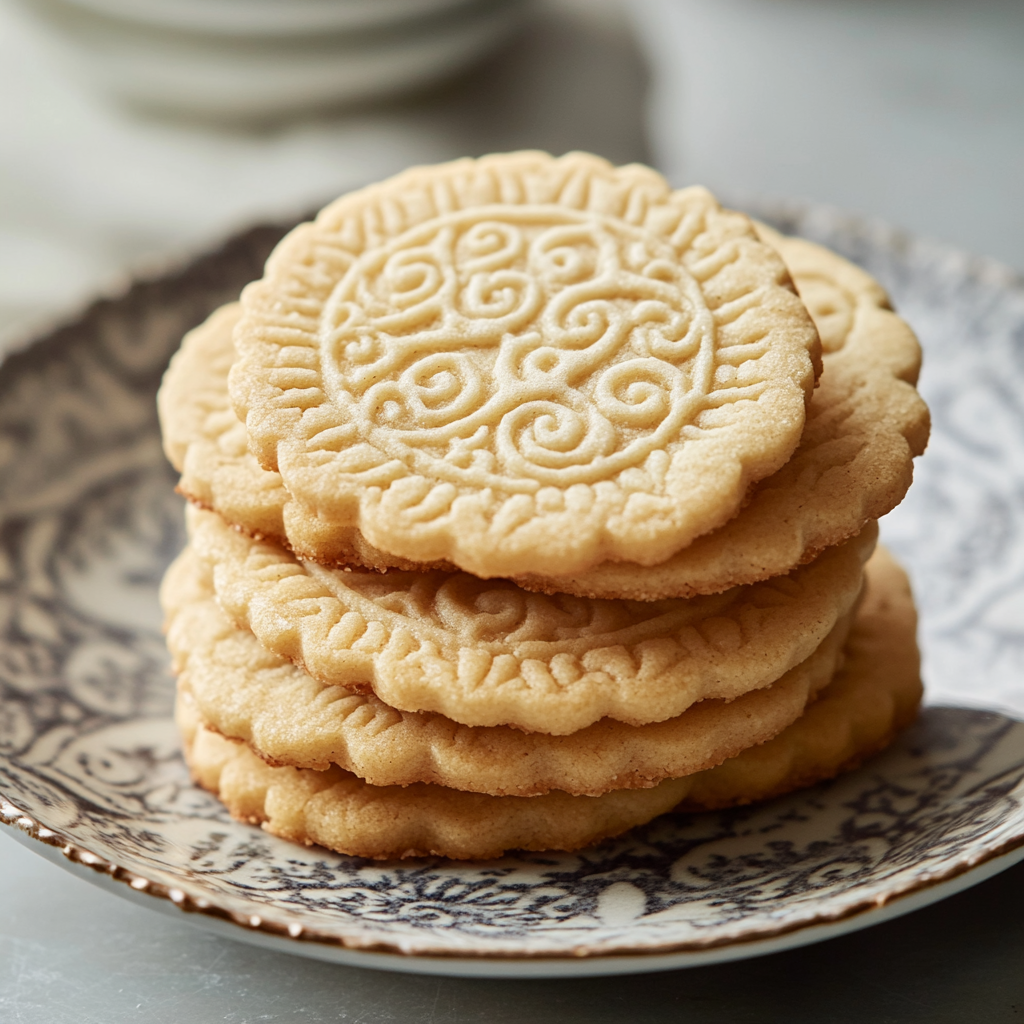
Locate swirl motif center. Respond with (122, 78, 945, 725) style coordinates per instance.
(319, 209, 716, 489)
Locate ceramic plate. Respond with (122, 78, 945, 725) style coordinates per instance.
(1, 205, 1024, 979)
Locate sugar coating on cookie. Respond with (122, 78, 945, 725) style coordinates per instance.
(159, 227, 926, 597)
(184, 505, 874, 733)
(178, 546, 920, 860)
(229, 152, 820, 577)
(163, 546, 849, 796)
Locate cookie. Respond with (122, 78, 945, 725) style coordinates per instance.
(511, 224, 930, 598)
(228, 151, 820, 579)
(680, 544, 922, 809)
(164, 546, 849, 797)
(157, 302, 443, 571)
(182, 505, 874, 733)
(158, 302, 293, 546)
(178, 692, 695, 861)
(158, 230, 926, 598)
(178, 546, 920, 860)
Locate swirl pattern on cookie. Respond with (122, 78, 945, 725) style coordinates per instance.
(185, 505, 874, 733)
(163, 545, 849, 796)
(229, 152, 819, 577)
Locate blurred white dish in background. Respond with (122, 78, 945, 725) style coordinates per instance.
(50, 0, 488, 35)
(12, 0, 529, 120)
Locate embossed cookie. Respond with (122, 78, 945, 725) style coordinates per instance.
(229, 151, 820, 578)
(159, 302, 293, 545)
(163, 546, 849, 797)
(178, 692, 695, 861)
(178, 546, 920, 860)
(680, 544, 922, 809)
(184, 505, 874, 733)
(158, 303, 435, 571)
(159, 229, 926, 598)
(512, 224, 930, 598)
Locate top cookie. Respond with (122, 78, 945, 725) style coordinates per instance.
(229, 152, 820, 578)
(160, 228, 926, 599)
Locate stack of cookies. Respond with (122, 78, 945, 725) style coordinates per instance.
(157, 152, 930, 860)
